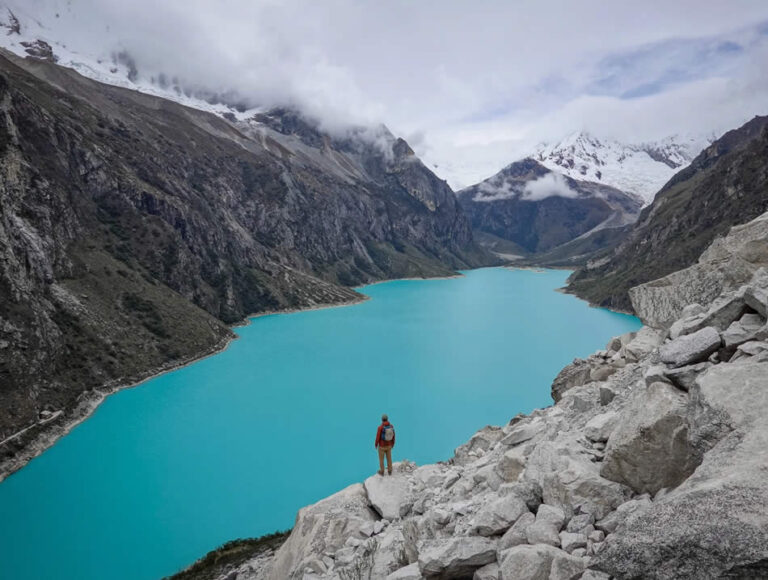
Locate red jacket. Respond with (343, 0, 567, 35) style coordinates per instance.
(375, 421, 395, 448)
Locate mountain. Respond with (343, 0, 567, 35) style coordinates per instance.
(567, 115, 768, 313)
(0, 50, 491, 471)
(534, 132, 712, 205)
(456, 158, 641, 260)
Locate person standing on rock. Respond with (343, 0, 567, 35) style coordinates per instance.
(375, 413, 395, 476)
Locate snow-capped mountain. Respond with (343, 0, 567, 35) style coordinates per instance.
(534, 132, 713, 205)
(0, 2, 258, 120)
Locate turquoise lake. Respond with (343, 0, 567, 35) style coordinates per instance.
(0, 268, 641, 579)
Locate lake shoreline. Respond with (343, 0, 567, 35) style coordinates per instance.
(0, 271, 469, 483)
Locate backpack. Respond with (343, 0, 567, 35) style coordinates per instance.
(381, 424, 395, 443)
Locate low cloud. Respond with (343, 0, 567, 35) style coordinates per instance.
(522, 173, 579, 201)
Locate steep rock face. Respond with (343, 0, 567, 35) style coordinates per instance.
(629, 211, 768, 327)
(567, 116, 768, 313)
(0, 51, 491, 471)
(456, 158, 641, 257)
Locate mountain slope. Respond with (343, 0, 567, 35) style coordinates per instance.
(0, 50, 491, 471)
(456, 158, 641, 258)
(567, 116, 768, 312)
(534, 132, 711, 204)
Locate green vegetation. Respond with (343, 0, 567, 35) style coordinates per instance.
(166, 530, 290, 580)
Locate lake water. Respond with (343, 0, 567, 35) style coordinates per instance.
(0, 268, 640, 580)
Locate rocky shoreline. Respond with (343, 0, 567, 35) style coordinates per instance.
(209, 212, 768, 579)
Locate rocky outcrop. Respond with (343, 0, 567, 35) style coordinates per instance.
(568, 115, 768, 312)
(194, 212, 768, 580)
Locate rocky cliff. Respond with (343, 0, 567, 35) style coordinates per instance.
(456, 159, 641, 261)
(0, 51, 492, 476)
(567, 116, 768, 313)
(192, 211, 768, 580)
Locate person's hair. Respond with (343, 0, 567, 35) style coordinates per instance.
(382, 413, 388, 422)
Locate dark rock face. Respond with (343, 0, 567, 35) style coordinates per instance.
(568, 116, 768, 312)
(456, 158, 640, 256)
(0, 52, 490, 462)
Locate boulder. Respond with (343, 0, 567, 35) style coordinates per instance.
(594, 497, 652, 534)
(498, 544, 584, 580)
(387, 562, 423, 580)
(583, 411, 619, 443)
(525, 504, 565, 547)
(473, 562, 499, 580)
(365, 473, 415, 520)
(743, 284, 768, 317)
(499, 481, 543, 512)
(580, 571, 611, 580)
(367, 528, 419, 578)
(267, 483, 377, 579)
(623, 327, 663, 362)
(601, 382, 700, 494)
(551, 359, 592, 402)
(589, 365, 616, 382)
(660, 326, 721, 367)
(598, 386, 616, 406)
(418, 537, 497, 579)
(594, 363, 768, 579)
(565, 513, 594, 533)
(455, 426, 505, 464)
(500, 423, 541, 447)
(722, 313, 767, 348)
(496, 447, 527, 482)
(471, 495, 529, 536)
(559, 531, 588, 554)
(473, 464, 503, 491)
(498, 511, 535, 551)
(663, 362, 712, 391)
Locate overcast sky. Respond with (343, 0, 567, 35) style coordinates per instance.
(13, 0, 768, 187)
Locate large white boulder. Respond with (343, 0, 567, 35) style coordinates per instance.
(660, 326, 721, 367)
(265, 483, 376, 579)
(470, 495, 529, 536)
(364, 473, 415, 521)
(418, 537, 497, 579)
(601, 382, 700, 494)
(498, 544, 584, 580)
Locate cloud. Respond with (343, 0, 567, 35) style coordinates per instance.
(522, 173, 578, 201)
(4, 0, 768, 188)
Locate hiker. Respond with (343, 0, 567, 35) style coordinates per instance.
(375, 413, 395, 475)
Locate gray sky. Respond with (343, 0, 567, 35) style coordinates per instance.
(15, 0, 768, 187)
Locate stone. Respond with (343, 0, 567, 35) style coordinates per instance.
(722, 313, 767, 348)
(606, 336, 623, 352)
(743, 285, 768, 317)
(663, 362, 712, 391)
(499, 481, 543, 512)
(551, 358, 593, 402)
(588, 530, 605, 543)
(359, 521, 376, 537)
(595, 497, 652, 534)
(526, 504, 565, 547)
(559, 531, 588, 554)
(474, 464, 503, 491)
(455, 426, 506, 464)
(499, 544, 584, 580)
(500, 423, 540, 447)
(589, 365, 616, 382)
(660, 326, 721, 367)
(566, 513, 594, 533)
(368, 528, 419, 578)
(623, 327, 663, 362)
(498, 511, 535, 551)
(580, 570, 611, 580)
(643, 364, 671, 386)
(387, 563, 423, 580)
(583, 412, 619, 443)
(602, 382, 701, 494)
(418, 537, 497, 579)
(471, 495, 529, 536)
(429, 508, 452, 526)
(496, 447, 527, 482)
(365, 473, 415, 521)
(473, 562, 499, 580)
(373, 520, 387, 534)
(414, 465, 451, 488)
(598, 386, 616, 406)
(268, 483, 377, 579)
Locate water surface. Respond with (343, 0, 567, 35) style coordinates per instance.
(0, 268, 640, 579)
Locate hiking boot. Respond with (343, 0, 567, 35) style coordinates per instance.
(377, 470, 384, 476)
(387, 470, 393, 476)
